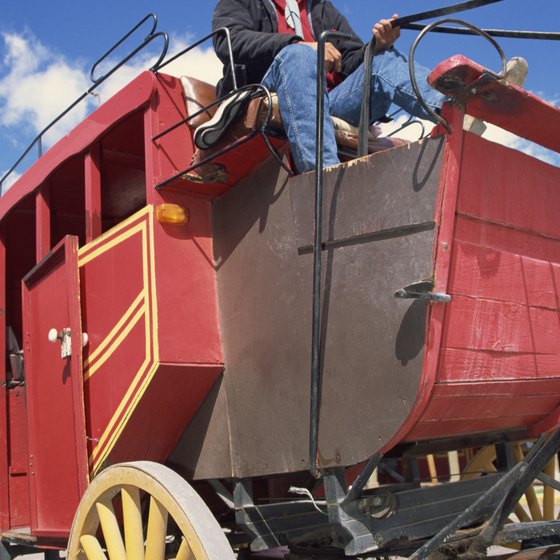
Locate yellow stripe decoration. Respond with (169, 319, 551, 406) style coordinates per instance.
(83, 291, 146, 380)
(82, 205, 161, 474)
(78, 206, 151, 265)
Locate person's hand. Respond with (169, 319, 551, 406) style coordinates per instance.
(373, 14, 400, 53)
(300, 41, 342, 73)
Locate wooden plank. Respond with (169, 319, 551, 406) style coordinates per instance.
(441, 294, 560, 356)
(7, 387, 29, 528)
(35, 185, 51, 262)
(439, 347, 560, 382)
(84, 145, 102, 243)
(0, 232, 8, 531)
(200, 148, 438, 477)
(457, 134, 560, 240)
(421, 394, 560, 422)
(429, 55, 560, 154)
(454, 215, 560, 265)
(448, 239, 560, 309)
(408, 415, 545, 441)
(433, 379, 560, 397)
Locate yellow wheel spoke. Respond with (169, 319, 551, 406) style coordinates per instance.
(513, 503, 531, 523)
(96, 499, 127, 560)
(80, 535, 109, 560)
(68, 462, 235, 560)
(543, 457, 556, 520)
(525, 485, 543, 521)
(145, 496, 168, 560)
(176, 538, 195, 560)
(448, 451, 461, 483)
(513, 444, 543, 521)
(122, 485, 146, 560)
(462, 445, 496, 480)
(427, 454, 438, 484)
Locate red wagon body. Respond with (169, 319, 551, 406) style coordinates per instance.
(0, 25, 558, 558)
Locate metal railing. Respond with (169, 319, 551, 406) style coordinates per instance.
(0, 13, 169, 194)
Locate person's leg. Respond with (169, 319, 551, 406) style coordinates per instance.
(329, 47, 445, 126)
(262, 43, 340, 173)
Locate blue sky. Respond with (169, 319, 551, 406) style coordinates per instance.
(0, 0, 558, 185)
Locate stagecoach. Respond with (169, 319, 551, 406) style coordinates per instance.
(0, 7, 559, 559)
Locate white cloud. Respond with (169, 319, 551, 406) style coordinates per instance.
(0, 30, 222, 138)
(162, 32, 222, 85)
(377, 114, 435, 142)
(0, 30, 225, 188)
(162, 45, 222, 85)
(0, 32, 90, 145)
(481, 122, 560, 167)
(91, 43, 222, 105)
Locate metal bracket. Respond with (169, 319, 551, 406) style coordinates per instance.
(394, 280, 451, 303)
(394, 288, 451, 302)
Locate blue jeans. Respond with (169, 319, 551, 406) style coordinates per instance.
(261, 43, 445, 172)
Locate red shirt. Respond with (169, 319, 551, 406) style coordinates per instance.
(271, 0, 342, 89)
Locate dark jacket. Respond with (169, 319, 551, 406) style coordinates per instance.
(212, 0, 368, 95)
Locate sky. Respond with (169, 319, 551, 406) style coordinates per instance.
(0, 0, 558, 187)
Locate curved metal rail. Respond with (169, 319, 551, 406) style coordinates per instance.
(310, 29, 355, 479)
(0, 13, 169, 194)
(402, 23, 560, 41)
(153, 83, 282, 190)
(408, 18, 507, 132)
(158, 27, 237, 90)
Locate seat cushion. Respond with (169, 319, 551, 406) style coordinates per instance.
(181, 76, 219, 129)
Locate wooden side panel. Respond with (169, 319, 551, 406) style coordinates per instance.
(0, 232, 10, 531)
(80, 208, 159, 474)
(408, 132, 560, 440)
(80, 206, 221, 476)
(109, 364, 221, 465)
(174, 138, 444, 479)
(7, 387, 29, 529)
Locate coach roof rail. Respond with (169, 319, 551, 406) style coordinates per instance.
(0, 13, 169, 195)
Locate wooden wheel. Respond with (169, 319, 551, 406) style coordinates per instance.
(67, 461, 235, 560)
(462, 442, 558, 525)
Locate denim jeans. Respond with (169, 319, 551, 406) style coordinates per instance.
(261, 43, 445, 172)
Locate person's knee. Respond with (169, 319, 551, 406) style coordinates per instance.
(277, 43, 317, 70)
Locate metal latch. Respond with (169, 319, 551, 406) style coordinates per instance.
(48, 327, 72, 358)
(394, 280, 451, 303)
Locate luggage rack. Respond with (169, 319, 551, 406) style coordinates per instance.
(0, 13, 169, 194)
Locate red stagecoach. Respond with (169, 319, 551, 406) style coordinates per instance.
(0, 11, 559, 560)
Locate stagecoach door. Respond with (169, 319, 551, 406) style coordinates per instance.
(22, 235, 88, 537)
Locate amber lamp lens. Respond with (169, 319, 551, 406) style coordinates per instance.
(156, 204, 189, 225)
